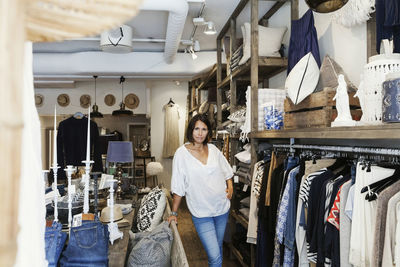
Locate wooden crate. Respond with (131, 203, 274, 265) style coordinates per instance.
(284, 88, 362, 129)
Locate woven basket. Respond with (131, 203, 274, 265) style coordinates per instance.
(26, 0, 143, 42)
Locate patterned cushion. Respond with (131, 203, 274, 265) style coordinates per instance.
(137, 187, 166, 232)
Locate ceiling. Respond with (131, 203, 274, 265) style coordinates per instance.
(33, 0, 279, 84)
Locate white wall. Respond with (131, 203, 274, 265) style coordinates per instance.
(35, 80, 147, 115)
(149, 81, 188, 189)
(268, 0, 367, 88)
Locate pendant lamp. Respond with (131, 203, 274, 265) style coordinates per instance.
(112, 76, 133, 116)
(305, 0, 348, 13)
(90, 75, 103, 118)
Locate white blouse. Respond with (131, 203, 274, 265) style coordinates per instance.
(171, 143, 234, 218)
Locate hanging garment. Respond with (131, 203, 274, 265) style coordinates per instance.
(57, 116, 102, 179)
(265, 152, 286, 206)
(273, 166, 300, 267)
(247, 161, 266, 244)
(256, 163, 285, 267)
(372, 180, 400, 267)
(15, 42, 47, 267)
(338, 180, 353, 267)
(376, 0, 400, 53)
(382, 191, 400, 267)
(349, 163, 395, 267)
(287, 9, 321, 74)
(162, 103, 180, 158)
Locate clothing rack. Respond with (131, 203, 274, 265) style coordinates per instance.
(272, 144, 400, 156)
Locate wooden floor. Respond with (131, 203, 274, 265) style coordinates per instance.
(176, 198, 241, 267)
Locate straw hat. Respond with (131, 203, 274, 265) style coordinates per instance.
(80, 94, 91, 108)
(26, 0, 143, 42)
(100, 206, 129, 228)
(124, 93, 140, 109)
(35, 94, 44, 107)
(57, 94, 70, 107)
(104, 94, 116, 106)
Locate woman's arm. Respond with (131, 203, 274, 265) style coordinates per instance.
(167, 193, 182, 223)
(226, 178, 233, 199)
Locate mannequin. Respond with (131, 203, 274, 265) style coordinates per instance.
(331, 74, 356, 127)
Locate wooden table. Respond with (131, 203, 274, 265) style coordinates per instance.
(108, 198, 137, 267)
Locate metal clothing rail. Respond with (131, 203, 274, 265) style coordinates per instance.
(272, 144, 400, 156)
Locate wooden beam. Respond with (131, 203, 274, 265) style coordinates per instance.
(259, 1, 285, 22)
(251, 0, 259, 133)
(230, 18, 237, 113)
(217, 39, 223, 127)
(367, 12, 377, 59)
(291, 0, 299, 20)
(217, 0, 249, 40)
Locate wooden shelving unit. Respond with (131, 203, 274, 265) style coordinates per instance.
(251, 124, 400, 139)
(228, 243, 249, 267)
(217, 57, 288, 89)
(214, 0, 298, 266)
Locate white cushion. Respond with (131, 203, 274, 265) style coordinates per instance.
(239, 23, 287, 65)
(137, 187, 166, 232)
(285, 52, 320, 105)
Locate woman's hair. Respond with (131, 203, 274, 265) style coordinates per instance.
(186, 114, 212, 144)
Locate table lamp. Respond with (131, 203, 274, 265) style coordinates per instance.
(106, 141, 133, 199)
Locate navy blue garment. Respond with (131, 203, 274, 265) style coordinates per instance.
(45, 221, 68, 267)
(376, 0, 400, 53)
(60, 219, 109, 266)
(287, 9, 321, 74)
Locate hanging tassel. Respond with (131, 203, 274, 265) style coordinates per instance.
(331, 0, 375, 28)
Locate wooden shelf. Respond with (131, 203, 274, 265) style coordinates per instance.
(231, 210, 248, 229)
(192, 64, 226, 91)
(228, 243, 249, 267)
(250, 124, 400, 139)
(189, 106, 199, 113)
(217, 57, 287, 88)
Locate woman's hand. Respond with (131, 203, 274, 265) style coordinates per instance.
(167, 215, 178, 224)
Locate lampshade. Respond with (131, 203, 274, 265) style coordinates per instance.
(90, 75, 103, 118)
(305, 0, 348, 13)
(106, 141, 133, 163)
(204, 21, 217, 35)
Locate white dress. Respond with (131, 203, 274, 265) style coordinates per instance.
(162, 103, 180, 158)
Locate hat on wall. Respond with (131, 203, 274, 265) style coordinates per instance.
(124, 93, 140, 109)
(104, 94, 116, 106)
(57, 94, 70, 107)
(80, 94, 91, 108)
(100, 206, 129, 228)
(35, 94, 44, 107)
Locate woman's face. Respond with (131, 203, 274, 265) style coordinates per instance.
(192, 120, 208, 144)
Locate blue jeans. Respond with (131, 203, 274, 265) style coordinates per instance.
(192, 211, 229, 267)
(45, 221, 67, 267)
(60, 219, 109, 266)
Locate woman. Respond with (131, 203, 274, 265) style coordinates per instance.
(167, 114, 234, 267)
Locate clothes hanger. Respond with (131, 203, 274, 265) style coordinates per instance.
(73, 111, 84, 119)
(361, 165, 400, 194)
(167, 98, 175, 105)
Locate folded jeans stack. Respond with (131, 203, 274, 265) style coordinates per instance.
(45, 221, 68, 267)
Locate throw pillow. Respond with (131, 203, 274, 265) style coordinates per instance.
(285, 52, 320, 105)
(199, 101, 210, 114)
(239, 22, 287, 65)
(137, 187, 166, 232)
(316, 55, 357, 92)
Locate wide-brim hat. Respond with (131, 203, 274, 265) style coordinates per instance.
(124, 93, 140, 109)
(100, 206, 129, 228)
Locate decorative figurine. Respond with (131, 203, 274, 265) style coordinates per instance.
(331, 74, 356, 127)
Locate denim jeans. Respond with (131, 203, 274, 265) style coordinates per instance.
(192, 211, 229, 267)
(60, 219, 109, 266)
(45, 221, 68, 267)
